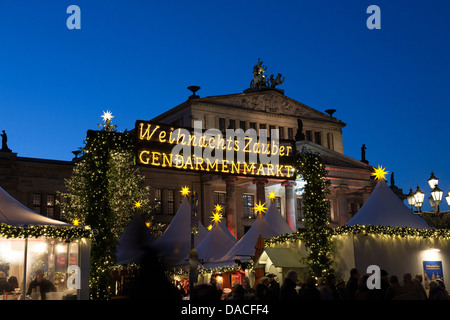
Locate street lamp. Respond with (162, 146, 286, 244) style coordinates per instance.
(410, 173, 450, 214)
(413, 186, 425, 212)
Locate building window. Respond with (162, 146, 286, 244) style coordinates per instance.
(33, 193, 42, 214)
(278, 126, 284, 139)
(219, 118, 226, 132)
(243, 194, 254, 218)
(314, 132, 322, 145)
(306, 130, 312, 141)
(228, 119, 235, 129)
(240, 121, 246, 131)
(168, 189, 175, 215)
(214, 192, 226, 216)
(46, 194, 55, 218)
(250, 122, 257, 130)
(269, 125, 275, 138)
(274, 196, 281, 214)
(297, 198, 304, 221)
(288, 128, 293, 140)
(154, 188, 162, 215)
(327, 133, 334, 150)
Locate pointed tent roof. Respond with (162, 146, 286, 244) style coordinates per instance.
(151, 197, 207, 266)
(218, 218, 237, 242)
(347, 179, 432, 229)
(0, 186, 71, 227)
(116, 212, 156, 265)
(264, 201, 294, 235)
(191, 221, 237, 264)
(220, 214, 279, 263)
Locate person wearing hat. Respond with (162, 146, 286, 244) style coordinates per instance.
(266, 273, 280, 300)
(26, 270, 56, 300)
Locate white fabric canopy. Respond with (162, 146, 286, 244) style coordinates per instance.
(220, 214, 278, 263)
(189, 221, 237, 265)
(264, 201, 294, 235)
(0, 186, 71, 226)
(116, 212, 156, 265)
(346, 179, 432, 229)
(151, 197, 207, 266)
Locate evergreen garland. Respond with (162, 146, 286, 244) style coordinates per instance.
(296, 148, 334, 278)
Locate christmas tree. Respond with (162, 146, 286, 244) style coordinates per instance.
(58, 111, 156, 299)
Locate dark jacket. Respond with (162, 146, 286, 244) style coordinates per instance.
(280, 278, 299, 300)
(27, 279, 56, 300)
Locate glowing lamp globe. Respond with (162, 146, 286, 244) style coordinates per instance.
(431, 185, 443, 203)
(413, 186, 425, 208)
(428, 172, 439, 190)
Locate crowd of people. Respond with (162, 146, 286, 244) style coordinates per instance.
(192, 268, 450, 301)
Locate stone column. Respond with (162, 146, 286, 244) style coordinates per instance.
(224, 176, 238, 238)
(282, 180, 296, 232)
(360, 186, 372, 204)
(335, 184, 349, 226)
(252, 178, 268, 205)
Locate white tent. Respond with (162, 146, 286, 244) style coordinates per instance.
(116, 212, 156, 265)
(190, 221, 237, 265)
(346, 179, 432, 229)
(264, 201, 294, 235)
(151, 197, 207, 266)
(218, 218, 237, 242)
(220, 214, 279, 263)
(0, 186, 71, 227)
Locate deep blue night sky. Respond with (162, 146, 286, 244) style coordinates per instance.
(0, 0, 449, 210)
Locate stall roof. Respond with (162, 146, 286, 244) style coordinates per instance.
(254, 247, 306, 269)
(264, 201, 294, 235)
(151, 197, 207, 266)
(0, 186, 71, 227)
(347, 179, 432, 229)
(220, 214, 278, 263)
(116, 212, 156, 265)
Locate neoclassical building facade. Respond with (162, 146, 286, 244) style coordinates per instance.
(0, 67, 384, 240)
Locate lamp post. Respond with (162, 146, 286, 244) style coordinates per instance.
(408, 172, 450, 214)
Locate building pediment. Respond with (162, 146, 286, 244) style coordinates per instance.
(195, 91, 345, 127)
(296, 141, 371, 170)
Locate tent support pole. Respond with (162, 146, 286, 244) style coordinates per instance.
(21, 238, 28, 300)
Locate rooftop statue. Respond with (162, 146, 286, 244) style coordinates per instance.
(249, 59, 285, 89)
(250, 58, 268, 88)
(269, 73, 285, 88)
(1, 130, 11, 152)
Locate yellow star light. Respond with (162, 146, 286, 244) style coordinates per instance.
(268, 191, 276, 201)
(180, 186, 191, 197)
(101, 110, 114, 122)
(134, 200, 142, 209)
(210, 211, 224, 224)
(73, 219, 80, 226)
(372, 165, 389, 181)
(207, 224, 213, 231)
(253, 201, 267, 216)
(214, 203, 224, 213)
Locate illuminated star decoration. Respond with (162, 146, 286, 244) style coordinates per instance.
(73, 219, 80, 226)
(101, 110, 114, 123)
(180, 186, 191, 197)
(214, 203, 223, 213)
(372, 165, 389, 181)
(134, 200, 142, 209)
(268, 191, 276, 201)
(253, 201, 267, 216)
(210, 211, 224, 225)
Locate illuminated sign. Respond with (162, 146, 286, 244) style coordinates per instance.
(135, 120, 296, 179)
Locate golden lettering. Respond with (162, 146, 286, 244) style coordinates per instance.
(151, 152, 161, 166)
(139, 123, 160, 141)
(139, 150, 150, 164)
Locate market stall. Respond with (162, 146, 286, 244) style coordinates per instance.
(0, 186, 93, 300)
